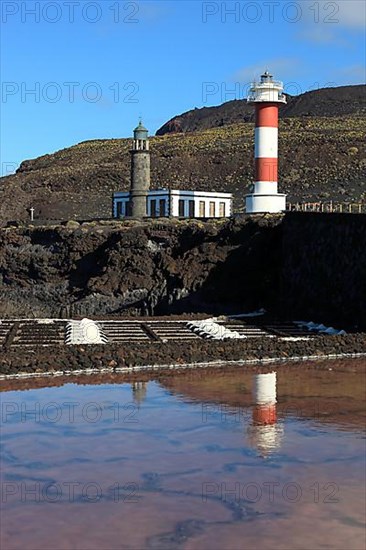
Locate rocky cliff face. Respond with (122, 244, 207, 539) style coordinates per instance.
(0, 214, 365, 331)
(0, 217, 283, 318)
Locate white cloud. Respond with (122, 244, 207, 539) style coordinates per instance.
(137, 1, 173, 22)
(297, 0, 365, 46)
(232, 58, 301, 84)
(297, 26, 343, 44)
(299, 0, 365, 29)
(331, 0, 365, 29)
(338, 64, 366, 84)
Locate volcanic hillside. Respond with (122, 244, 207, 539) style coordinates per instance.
(0, 85, 365, 223)
(156, 85, 366, 134)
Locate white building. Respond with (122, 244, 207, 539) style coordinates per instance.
(113, 189, 232, 219)
(113, 121, 232, 219)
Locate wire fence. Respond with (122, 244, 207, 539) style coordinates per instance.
(286, 202, 366, 214)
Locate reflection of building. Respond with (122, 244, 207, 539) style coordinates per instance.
(132, 382, 147, 407)
(113, 121, 232, 219)
(247, 372, 284, 456)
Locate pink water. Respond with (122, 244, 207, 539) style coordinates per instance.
(1, 364, 365, 550)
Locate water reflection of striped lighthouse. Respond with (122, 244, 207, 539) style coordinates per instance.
(245, 71, 287, 213)
(248, 372, 283, 456)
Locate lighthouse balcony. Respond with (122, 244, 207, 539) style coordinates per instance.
(248, 80, 286, 103)
(247, 90, 287, 103)
(250, 79, 283, 88)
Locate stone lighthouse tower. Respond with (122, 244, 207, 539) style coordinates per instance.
(245, 71, 287, 213)
(129, 120, 151, 217)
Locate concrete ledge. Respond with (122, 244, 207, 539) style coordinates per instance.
(1, 352, 366, 381)
(245, 193, 286, 213)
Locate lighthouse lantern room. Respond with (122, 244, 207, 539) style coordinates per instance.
(245, 71, 287, 214)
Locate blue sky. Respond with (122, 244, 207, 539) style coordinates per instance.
(1, 0, 365, 175)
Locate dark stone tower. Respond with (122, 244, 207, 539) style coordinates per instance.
(129, 120, 150, 217)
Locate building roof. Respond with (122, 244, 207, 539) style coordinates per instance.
(134, 120, 148, 133)
(114, 189, 233, 198)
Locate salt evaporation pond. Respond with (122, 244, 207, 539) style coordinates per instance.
(1, 362, 365, 550)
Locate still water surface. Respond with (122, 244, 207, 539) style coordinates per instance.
(1, 363, 365, 549)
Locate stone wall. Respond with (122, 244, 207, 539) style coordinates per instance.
(281, 213, 366, 331)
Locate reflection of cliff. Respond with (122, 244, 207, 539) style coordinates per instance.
(247, 372, 283, 457)
(2, 361, 365, 431)
(159, 361, 366, 431)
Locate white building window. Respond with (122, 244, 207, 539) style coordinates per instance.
(178, 199, 185, 217)
(159, 199, 166, 217)
(199, 201, 205, 217)
(116, 202, 123, 218)
(150, 199, 157, 218)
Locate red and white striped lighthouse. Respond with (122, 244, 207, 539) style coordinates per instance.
(245, 71, 287, 213)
